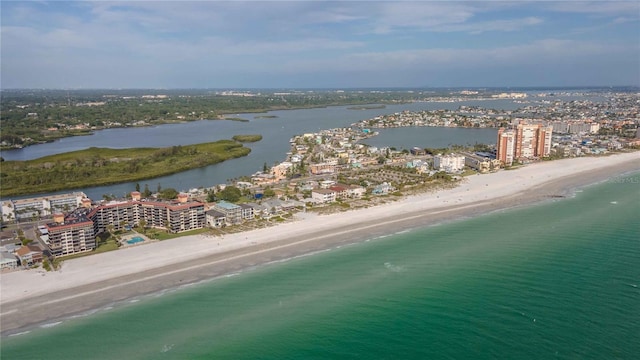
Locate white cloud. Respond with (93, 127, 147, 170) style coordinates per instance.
(548, 1, 640, 15)
(439, 16, 544, 34)
(273, 38, 637, 77)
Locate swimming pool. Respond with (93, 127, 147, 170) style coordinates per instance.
(126, 236, 144, 245)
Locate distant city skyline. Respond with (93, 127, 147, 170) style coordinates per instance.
(2, 1, 639, 89)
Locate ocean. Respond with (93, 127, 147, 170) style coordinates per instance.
(2, 172, 639, 359)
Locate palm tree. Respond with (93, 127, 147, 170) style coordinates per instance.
(106, 224, 115, 240)
(138, 219, 147, 234)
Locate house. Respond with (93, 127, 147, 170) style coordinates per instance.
(0, 252, 18, 270)
(262, 199, 283, 215)
(205, 209, 226, 228)
(347, 185, 366, 199)
(0, 231, 20, 253)
(211, 201, 242, 225)
(406, 159, 426, 169)
(329, 184, 350, 200)
(239, 203, 255, 221)
(15, 244, 44, 266)
(273, 189, 287, 199)
(0, 230, 18, 243)
(319, 180, 336, 189)
(312, 189, 337, 204)
(290, 154, 304, 163)
(372, 182, 395, 195)
(310, 163, 336, 175)
(281, 199, 303, 211)
(0, 242, 19, 254)
(251, 172, 277, 185)
(246, 202, 268, 218)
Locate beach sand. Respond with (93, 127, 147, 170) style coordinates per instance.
(1, 152, 638, 335)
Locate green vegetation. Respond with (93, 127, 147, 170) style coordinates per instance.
(1, 140, 251, 197)
(146, 227, 210, 241)
(232, 134, 263, 143)
(254, 115, 278, 119)
(95, 239, 120, 253)
(42, 258, 52, 271)
(217, 186, 242, 202)
(157, 188, 179, 200)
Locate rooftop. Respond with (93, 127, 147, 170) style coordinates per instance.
(215, 201, 241, 210)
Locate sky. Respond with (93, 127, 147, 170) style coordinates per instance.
(1, 1, 639, 89)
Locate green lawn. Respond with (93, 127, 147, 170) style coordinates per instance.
(145, 227, 210, 240)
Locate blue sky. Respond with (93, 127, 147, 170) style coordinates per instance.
(1, 1, 639, 89)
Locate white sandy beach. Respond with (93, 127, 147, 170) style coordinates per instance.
(1, 152, 638, 334)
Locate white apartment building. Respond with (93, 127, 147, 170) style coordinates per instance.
(518, 124, 538, 158)
(311, 189, 337, 204)
(433, 154, 466, 173)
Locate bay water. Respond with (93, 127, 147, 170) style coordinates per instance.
(1, 99, 516, 200)
(3, 172, 638, 359)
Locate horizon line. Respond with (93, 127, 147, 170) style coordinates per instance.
(2, 85, 639, 91)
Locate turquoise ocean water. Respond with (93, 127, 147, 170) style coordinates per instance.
(3, 173, 639, 359)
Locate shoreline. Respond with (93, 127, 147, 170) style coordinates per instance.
(1, 152, 638, 336)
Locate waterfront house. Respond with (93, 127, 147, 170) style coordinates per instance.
(347, 185, 366, 199)
(15, 244, 44, 266)
(329, 184, 350, 200)
(281, 199, 303, 211)
(372, 182, 395, 195)
(205, 209, 226, 228)
(0, 252, 18, 270)
(262, 199, 283, 215)
(212, 201, 242, 225)
(312, 189, 337, 204)
(239, 203, 255, 221)
(246, 202, 268, 218)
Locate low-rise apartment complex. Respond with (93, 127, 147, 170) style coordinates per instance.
(45, 193, 205, 257)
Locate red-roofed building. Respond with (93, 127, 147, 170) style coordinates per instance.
(46, 193, 205, 258)
(15, 244, 44, 266)
(88, 194, 205, 234)
(46, 209, 96, 257)
(329, 184, 350, 200)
